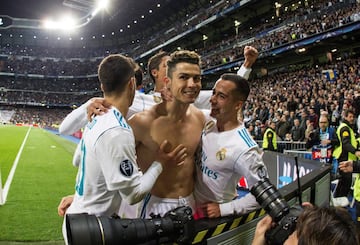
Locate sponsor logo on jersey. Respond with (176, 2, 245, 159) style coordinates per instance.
(216, 148, 226, 161)
(342, 131, 349, 137)
(199, 163, 219, 180)
(119, 159, 134, 176)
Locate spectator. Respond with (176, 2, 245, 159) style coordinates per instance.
(290, 118, 305, 142)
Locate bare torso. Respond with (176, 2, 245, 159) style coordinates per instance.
(129, 102, 204, 198)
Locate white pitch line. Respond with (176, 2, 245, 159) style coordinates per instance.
(2, 126, 32, 204)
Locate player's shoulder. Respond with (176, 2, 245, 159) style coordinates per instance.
(189, 105, 206, 123)
(128, 106, 157, 128)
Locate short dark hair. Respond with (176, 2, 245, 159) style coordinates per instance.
(344, 109, 355, 118)
(220, 73, 250, 101)
(147, 51, 169, 82)
(297, 206, 359, 245)
(134, 63, 143, 87)
(98, 54, 135, 95)
(166, 50, 201, 79)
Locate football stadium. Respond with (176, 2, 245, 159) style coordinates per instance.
(0, 0, 360, 244)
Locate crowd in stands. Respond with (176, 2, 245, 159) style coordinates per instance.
(244, 56, 360, 144)
(1, 54, 359, 134)
(0, 105, 71, 127)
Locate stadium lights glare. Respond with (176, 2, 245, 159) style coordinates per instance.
(92, 0, 109, 16)
(42, 0, 110, 31)
(43, 15, 77, 31)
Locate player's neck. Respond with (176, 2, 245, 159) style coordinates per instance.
(216, 118, 240, 132)
(163, 100, 190, 121)
(105, 96, 129, 118)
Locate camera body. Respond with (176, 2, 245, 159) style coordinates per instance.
(251, 178, 303, 245)
(66, 205, 195, 245)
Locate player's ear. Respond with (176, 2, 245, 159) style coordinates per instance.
(151, 68, 158, 78)
(235, 100, 243, 111)
(164, 76, 171, 87)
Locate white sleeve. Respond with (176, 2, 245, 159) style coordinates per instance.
(123, 161, 163, 205)
(234, 147, 268, 188)
(96, 128, 163, 205)
(219, 192, 260, 216)
(194, 90, 212, 109)
(72, 141, 82, 167)
(127, 92, 158, 119)
(59, 102, 89, 135)
(237, 65, 252, 80)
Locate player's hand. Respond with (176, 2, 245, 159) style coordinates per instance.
(157, 140, 187, 166)
(58, 195, 74, 217)
(355, 151, 360, 158)
(339, 160, 354, 173)
(86, 97, 112, 121)
(160, 86, 173, 102)
(200, 203, 221, 218)
(243, 46, 259, 68)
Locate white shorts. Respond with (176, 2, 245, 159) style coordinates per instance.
(117, 201, 139, 218)
(140, 193, 196, 218)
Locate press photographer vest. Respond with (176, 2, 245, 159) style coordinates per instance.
(354, 174, 360, 202)
(263, 128, 277, 150)
(333, 123, 357, 160)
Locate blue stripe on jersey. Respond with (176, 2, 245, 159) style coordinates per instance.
(75, 139, 86, 196)
(238, 128, 257, 148)
(140, 193, 152, 219)
(113, 110, 130, 129)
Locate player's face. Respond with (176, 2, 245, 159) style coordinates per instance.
(210, 79, 239, 120)
(168, 62, 201, 104)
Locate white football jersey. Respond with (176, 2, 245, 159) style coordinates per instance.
(194, 113, 267, 216)
(66, 107, 141, 216)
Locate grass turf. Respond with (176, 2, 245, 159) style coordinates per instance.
(0, 125, 77, 242)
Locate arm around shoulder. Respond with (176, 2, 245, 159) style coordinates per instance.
(59, 101, 89, 135)
(219, 193, 260, 217)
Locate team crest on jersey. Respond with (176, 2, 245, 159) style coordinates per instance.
(342, 131, 349, 137)
(119, 159, 134, 177)
(216, 148, 227, 161)
(153, 95, 162, 103)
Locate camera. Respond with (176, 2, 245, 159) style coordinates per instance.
(65, 205, 195, 245)
(250, 178, 303, 245)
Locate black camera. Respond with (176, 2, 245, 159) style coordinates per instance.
(250, 178, 303, 245)
(65, 205, 195, 245)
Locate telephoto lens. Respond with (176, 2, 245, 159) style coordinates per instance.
(65, 206, 195, 245)
(250, 178, 290, 222)
(251, 178, 302, 245)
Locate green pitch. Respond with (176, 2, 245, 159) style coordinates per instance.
(0, 125, 77, 243)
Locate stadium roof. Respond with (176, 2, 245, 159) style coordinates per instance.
(0, 0, 199, 35)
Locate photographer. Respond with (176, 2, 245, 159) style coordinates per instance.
(252, 205, 359, 245)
